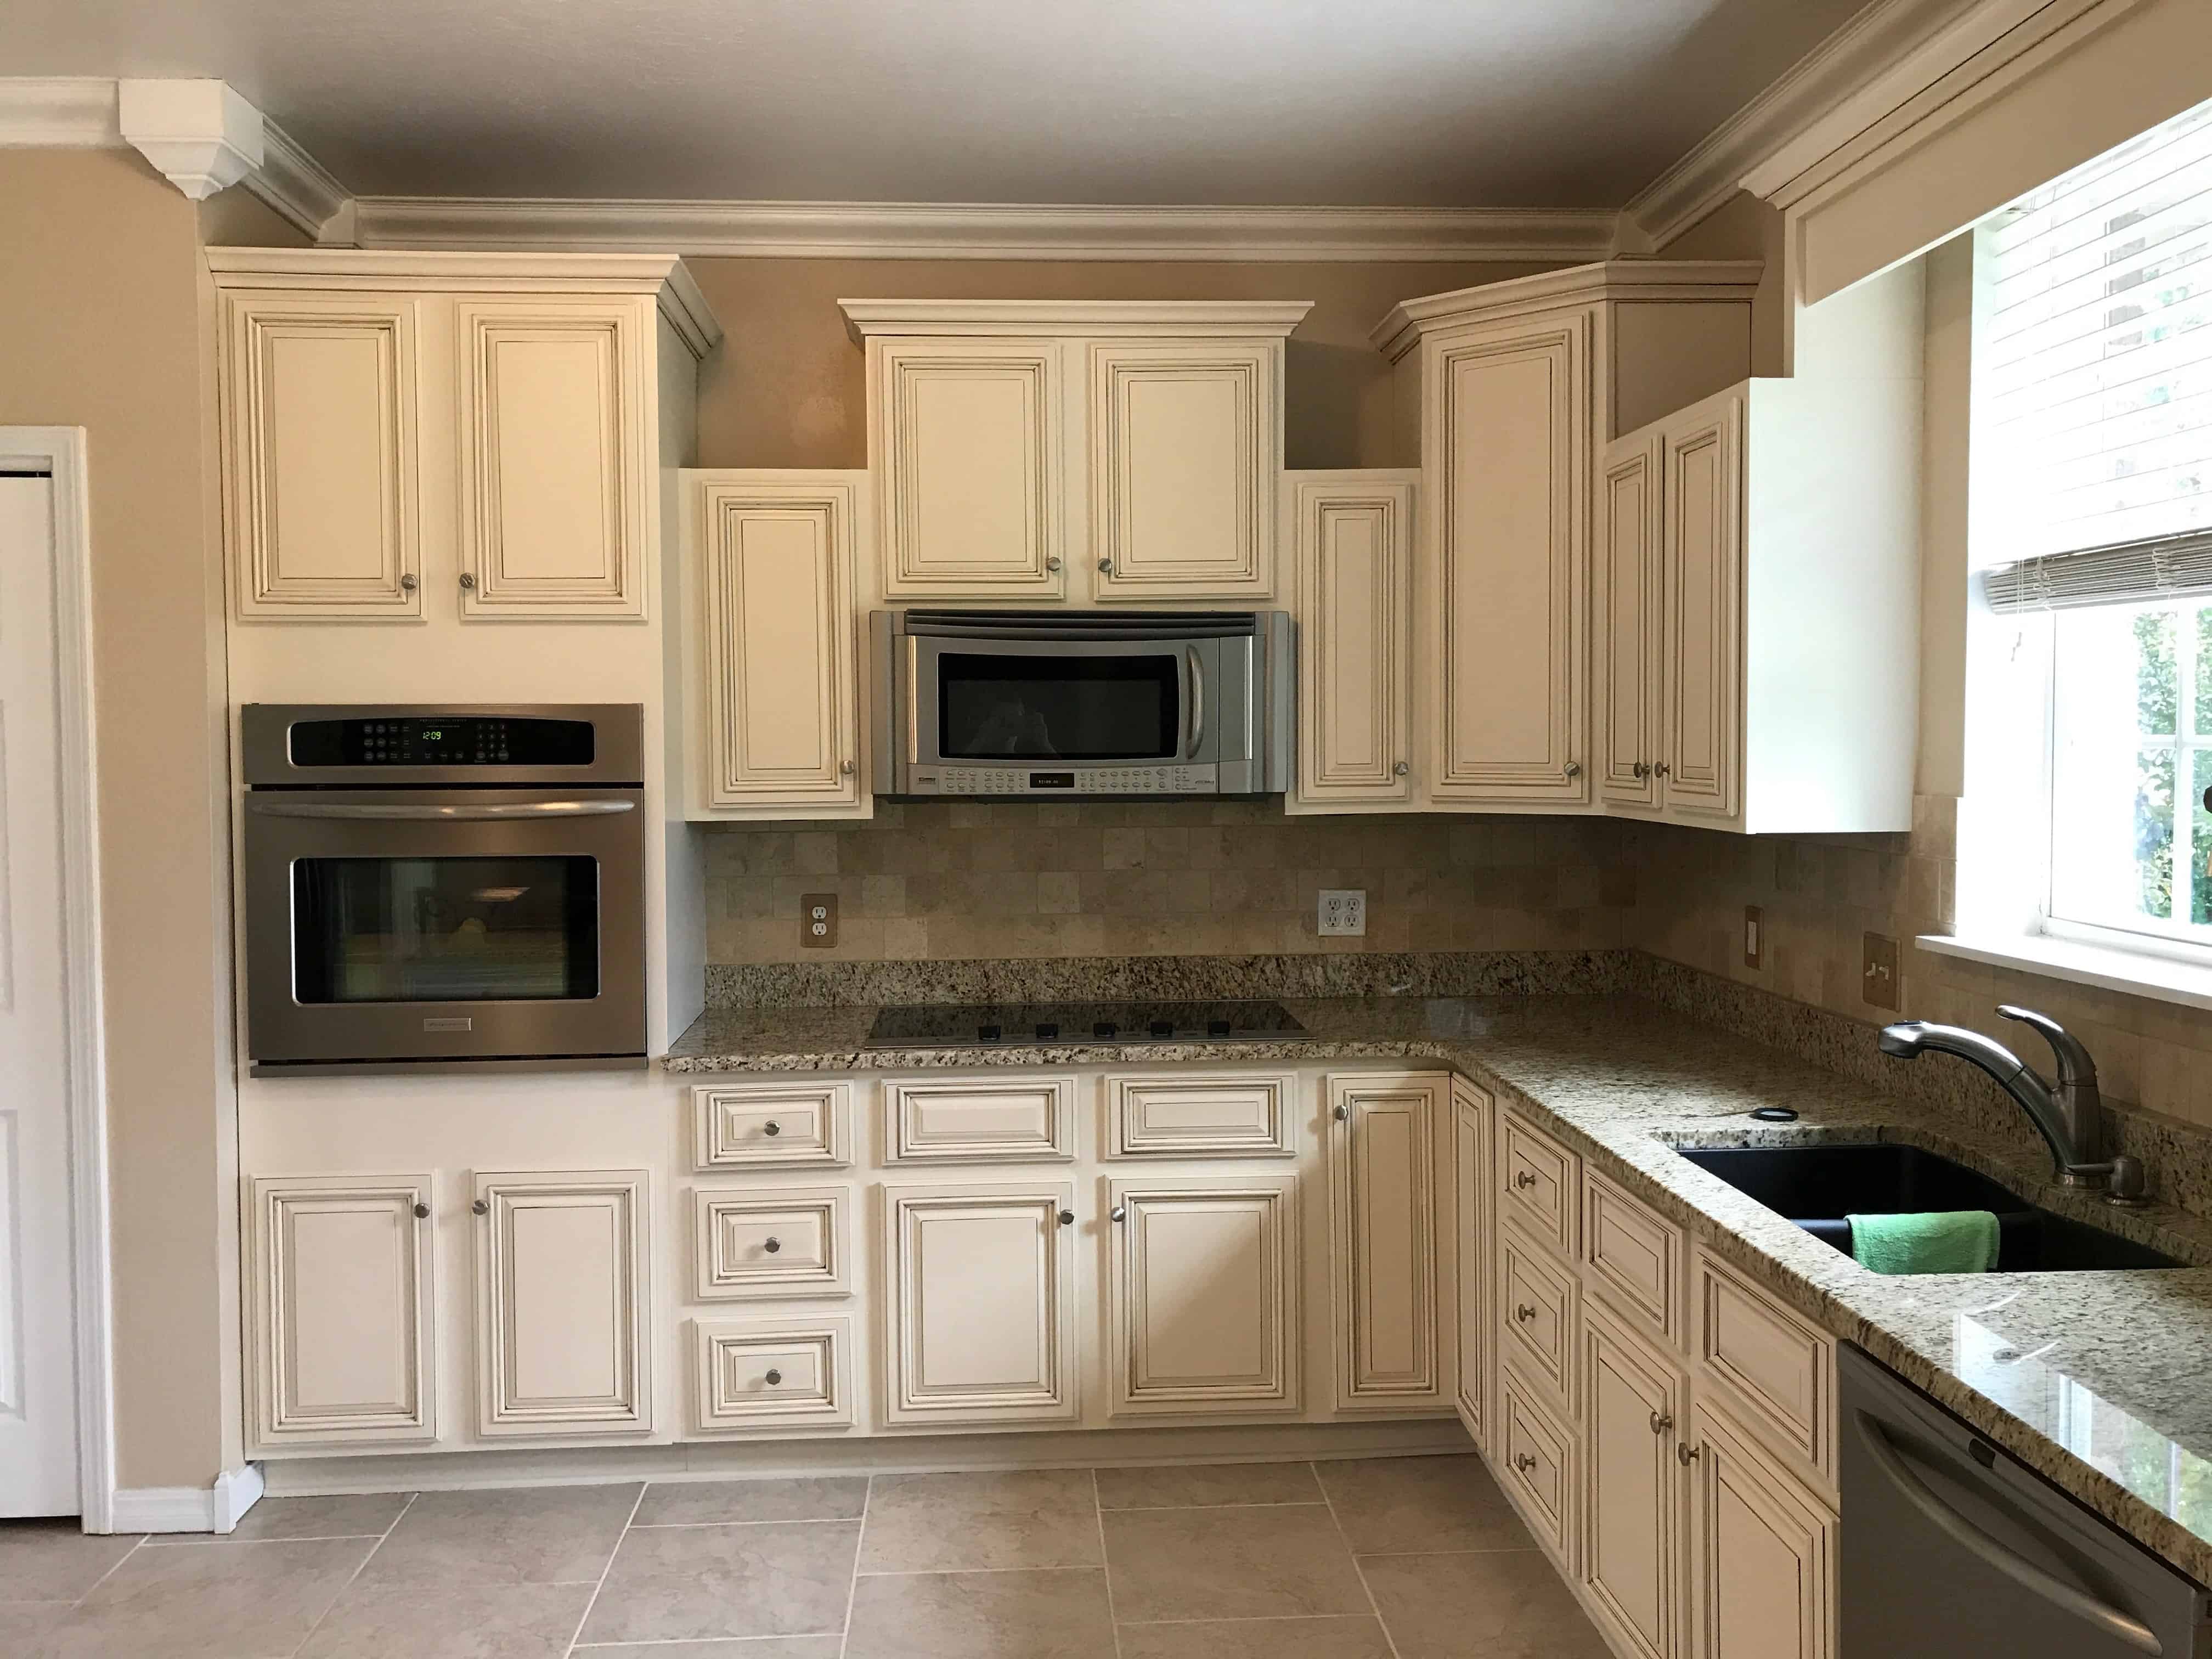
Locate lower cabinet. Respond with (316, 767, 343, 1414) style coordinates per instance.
(1328, 1071, 1448, 1410)
(880, 1180, 1080, 1426)
(692, 1314, 855, 1434)
(1583, 1299, 1686, 1659)
(1686, 1397, 1837, 1659)
(1452, 1077, 1491, 1447)
(1105, 1175, 1300, 1417)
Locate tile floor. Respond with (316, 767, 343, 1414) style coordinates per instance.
(0, 1453, 1611, 1657)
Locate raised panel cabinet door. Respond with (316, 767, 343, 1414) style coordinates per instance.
(1687, 1399, 1836, 1659)
(881, 1181, 1079, 1426)
(1328, 1072, 1446, 1410)
(222, 292, 422, 620)
(1290, 472, 1417, 808)
(473, 1170, 651, 1437)
(1598, 432, 1664, 808)
(874, 339, 1065, 597)
(1583, 1302, 1686, 1659)
(1091, 341, 1276, 598)
(1107, 1175, 1300, 1417)
(1426, 313, 1590, 805)
(245, 1174, 436, 1447)
(1452, 1077, 1492, 1446)
(456, 298, 651, 619)
(691, 473, 862, 812)
(1660, 394, 1745, 823)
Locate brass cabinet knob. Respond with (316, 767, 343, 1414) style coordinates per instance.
(1515, 1304, 1537, 1323)
(1046, 557, 1063, 572)
(398, 573, 419, 592)
(1514, 1170, 1538, 1190)
(458, 572, 477, 591)
(1654, 760, 1672, 778)
(840, 760, 855, 775)
(1650, 1411, 1673, 1436)
(1677, 1443, 1700, 1466)
(1633, 760, 1651, 779)
(1564, 760, 1582, 778)
(1393, 760, 1409, 776)
(1514, 1453, 1537, 1473)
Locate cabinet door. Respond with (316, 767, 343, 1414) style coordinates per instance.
(1425, 312, 1590, 805)
(1107, 1176, 1299, 1417)
(1583, 1302, 1686, 1659)
(1452, 1077, 1491, 1446)
(221, 292, 422, 620)
(881, 1181, 1079, 1426)
(1687, 1397, 1836, 1659)
(874, 339, 1065, 597)
(473, 1171, 651, 1437)
(456, 298, 652, 619)
(245, 1174, 436, 1447)
(1598, 433, 1663, 808)
(1328, 1073, 1445, 1410)
(1660, 395, 1745, 823)
(1290, 472, 1416, 809)
(1091, 341, 1276, 599)
(689, 472, 862, 814)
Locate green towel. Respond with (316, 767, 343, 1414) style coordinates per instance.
(1847, 1210, 2001, 1274)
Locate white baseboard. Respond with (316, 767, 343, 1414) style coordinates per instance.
(111, 1464, 264, 1534)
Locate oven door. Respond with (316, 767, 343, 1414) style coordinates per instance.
(244, 787, 646, 1070)
(909, 635, 1224, 770)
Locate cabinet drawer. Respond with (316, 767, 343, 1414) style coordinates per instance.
(693, 1082, 853, 1169)
(1500, 1223, 1579, 1413)
(1108, 1072, 1297, 1157)
(1693, 1245, 1835, 1486)
(692, 1316, 853, 1432)
(1500, 1110, 1579, 1257)
(693, 1186, 851, 1300)
(1499, 1366, 1578, 1569)
(885, 1076, 1078, 1163)
(1583, 1170, 1682, 1343)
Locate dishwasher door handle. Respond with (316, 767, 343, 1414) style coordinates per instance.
(1854, 1410, 2163, 1656)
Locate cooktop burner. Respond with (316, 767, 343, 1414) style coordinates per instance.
(863, 998, 1307, 1048)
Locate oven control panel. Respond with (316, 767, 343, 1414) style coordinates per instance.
(909, 764, 1215, 795)
(287, 715, 596, 768)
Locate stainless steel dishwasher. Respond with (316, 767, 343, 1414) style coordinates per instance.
(1843, 1345, 2212, 1656)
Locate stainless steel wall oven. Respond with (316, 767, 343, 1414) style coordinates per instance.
(241, 704, 646, 1074)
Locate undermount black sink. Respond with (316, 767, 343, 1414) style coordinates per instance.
(1673, 1143, 2186, 1272)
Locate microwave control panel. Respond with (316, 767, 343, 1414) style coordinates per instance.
(912, 764, 1216, 796)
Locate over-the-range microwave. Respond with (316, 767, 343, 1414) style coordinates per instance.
(871, 609, 1293, 798)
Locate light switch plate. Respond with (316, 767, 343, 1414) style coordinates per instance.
(1743, 905, 1765, 970)
(802, 892, 838, 949)
(1318, 890, 1367, 936)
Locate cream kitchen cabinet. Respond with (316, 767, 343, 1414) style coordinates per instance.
(209, 250, 718, 624)
(1286, 471, 1418, 812)
(676, 470, 868, 820)
(1327, 1071, 1448, 1411)
(244, 1173, 437, 1448)
(1686, 1396, 1837, 1659)
(841, 301, 1310, 603)
(1452, 1076, 1492, 1448)
(1583, 1297, 1688, 1659)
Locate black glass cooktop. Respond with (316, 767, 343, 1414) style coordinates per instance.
(863, 998, 1307, 1048)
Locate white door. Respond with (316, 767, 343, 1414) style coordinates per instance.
(0, 472, 80, 1514)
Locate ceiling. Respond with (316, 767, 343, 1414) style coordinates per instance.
(16, 0, 1876, 206)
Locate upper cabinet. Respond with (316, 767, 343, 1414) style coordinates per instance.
(209, 250, 721, 624)
(842, 301, 1310, 604)
(1288, 470, 1418, 812)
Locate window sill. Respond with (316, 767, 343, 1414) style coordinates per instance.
(1916, 930, 2212, 1014)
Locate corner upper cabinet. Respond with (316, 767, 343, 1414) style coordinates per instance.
(840, 301, 1309, 603)
(679, 470, 868, 820)
(208, 250, 719, 625)
(1288, 471, 1418, 812)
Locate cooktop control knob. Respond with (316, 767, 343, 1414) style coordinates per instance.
(978, 1023, 1002, 1042)
(1094, 1021, 1118, 1039)
(1207, 1018, 1232, 1037)
(1149, 1020, 1174, 1038)
(1035, 1022, 1059, 1040)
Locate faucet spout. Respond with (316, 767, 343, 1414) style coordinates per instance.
(1876, 1010, 2109, 1184)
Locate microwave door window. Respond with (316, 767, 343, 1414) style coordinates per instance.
(939, 652, 1180, 761)
(291, 856, 601, 1004)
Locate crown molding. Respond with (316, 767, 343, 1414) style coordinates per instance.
(838, 298, 1316, 343)
(242, 116, 354, 241)
(1368, 258, 1765, 360)
(116, 79, 263, 201)
(347, 196, 1622, 263)
(0, 77, 120, 146)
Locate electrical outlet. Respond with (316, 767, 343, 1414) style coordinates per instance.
(1743, 905, 1765, 970)
(1861, 931, 1900, 1010)
(1318, 889, 1367, 936)
(801, 892, 838, 949)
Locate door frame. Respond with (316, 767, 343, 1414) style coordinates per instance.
(1, 427, 114, 1531)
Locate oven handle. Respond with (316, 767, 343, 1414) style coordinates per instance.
(247, 799, 637, 821)
(1186, 645, 1205, 759)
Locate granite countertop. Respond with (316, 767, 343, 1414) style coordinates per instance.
(667, 991, 2212, 1583)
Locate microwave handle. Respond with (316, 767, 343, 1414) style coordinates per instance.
(247, 799, 636, 821)
(1186, 646, 1205, 759)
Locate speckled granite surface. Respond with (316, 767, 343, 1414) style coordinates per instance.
(667, 988, 2212, 1582)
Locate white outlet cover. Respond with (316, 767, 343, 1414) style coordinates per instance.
(1318, 889, 1367, 936)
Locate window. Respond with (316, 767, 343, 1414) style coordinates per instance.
(1978, 96, 2212, 955)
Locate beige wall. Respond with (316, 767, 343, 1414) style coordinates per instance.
(197, 180, 314, 248)
(680, 258, 1559, 472)
(0, 148, 239, 1491)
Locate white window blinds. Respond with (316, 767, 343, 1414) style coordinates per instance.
(1980, 93, 2212, 600)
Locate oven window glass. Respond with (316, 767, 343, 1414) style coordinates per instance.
(290, 857, 600, 1003)
(938, 652, 1180, 760)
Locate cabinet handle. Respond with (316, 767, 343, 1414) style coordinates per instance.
(1047, 557, 1063, 572)
(1058, 1209, 1075, 1226)
(840, 760, 855, 776)
(412, 1202, 430, 1219)
(1633, 761, 1650, 779)
(1677, 1443, 1699, 1466)
(1650, 1411, 1673, 1436)
(1334, 1103, 1352, 1122)
(1564, 760, 1582, 778)
(1513, 1453, 1538, 1474)
(1513, 1170, 1538, 1190)
(1097, 557, 1114, 575)
(1514, 1304, 1537, 1323)
(1110, 1204, 1127, 1223)
(764, 1368, 782, 1386)
(763, 1121, 781, 1137)
(1654, 761, 1671, 778)
(1393, 760, 1409, 777)
(472, 1199, 489, 1216)
(398, 573, 418, 593)
(458, 571, 477, 591)
(764, 1237, 782, 1254)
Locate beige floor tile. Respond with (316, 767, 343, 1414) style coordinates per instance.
(1094, 1461, 1322, 1510)
(573, 1642, 843, 1657)
(28, 1536, 374, 1659)
(0, 1521, 141, 1602)
(631, 1476, 868, 1527)
(577, 1519, 859, 1645)
(359, 1483, 639, 1587)
(156, 1493, 413, 1543)
(859, 1469, 1101, 1572)
(1118, 1613, 1395, 1658)
(298, 1576, 592, 1658)
(844, 1568, 1116, 1659)
(1359, 1548, 1610, 1658)
(1103, 1505, 1370, 1622)
(0, 1601, 70, 1645)
(1317, 1454, 1533, 1553)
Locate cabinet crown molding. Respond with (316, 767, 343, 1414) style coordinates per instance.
(1368, 259, 1764, 362)
(117, 78, 263, 201)
(838, 298, 1314, 345)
